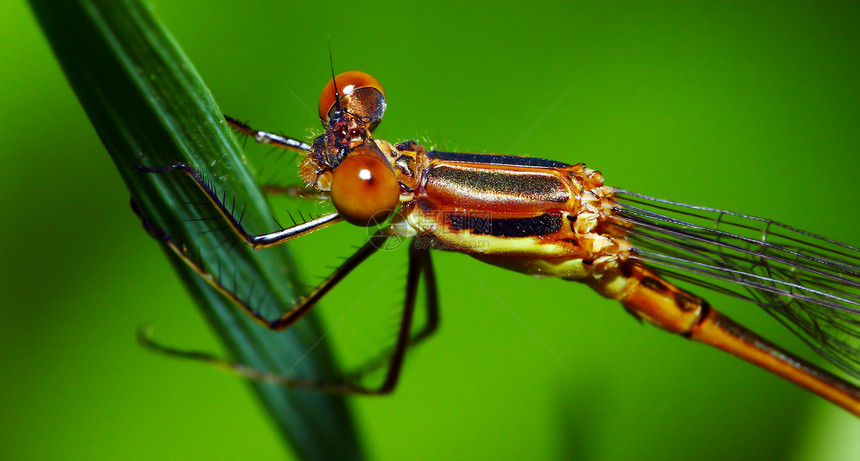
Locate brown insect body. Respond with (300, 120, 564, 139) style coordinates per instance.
(136, 70, 860, 414)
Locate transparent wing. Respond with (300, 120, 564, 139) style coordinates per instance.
(607, 189, 860, 378)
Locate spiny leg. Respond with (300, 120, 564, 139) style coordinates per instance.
(133, 198, 393, 392)
(344, 245, 439, 383)
(136, 156, 342, 248)
(367, 243, 428, 393)
(270, 242, 432, 393)
(224, 116, 322, 200)
(131, 198, 382, 331)
(137, 325, 364, 394)
(259, 183, 331, 231)
(224, 115, 311, 153)
(136, 208, 427, 394)
(411, 249, 439, 346)
(154, 242, 434, 394)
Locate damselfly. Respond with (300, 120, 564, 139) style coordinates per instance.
(135, 71, 860, 415)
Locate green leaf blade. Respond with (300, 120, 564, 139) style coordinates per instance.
(28, 1, 364, 459)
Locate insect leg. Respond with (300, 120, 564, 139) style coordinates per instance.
(137, 325, 368, 394)
(135, 215, 423, 395)
(410, 248, 439, 346)
(361, 243, 429, 393)
(340, 245, 439, 384)
(136, 156, 341, 248)
(224, 115, 311, 153)
(131, 198, 382, 331)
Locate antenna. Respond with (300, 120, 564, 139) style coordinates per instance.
(328, 38, 342, 114)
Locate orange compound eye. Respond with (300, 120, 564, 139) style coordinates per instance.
(319, 71, 386, 130)
(330, 151, 400, 226)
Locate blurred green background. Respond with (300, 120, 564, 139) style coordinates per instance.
(2, 1, 859, 460)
